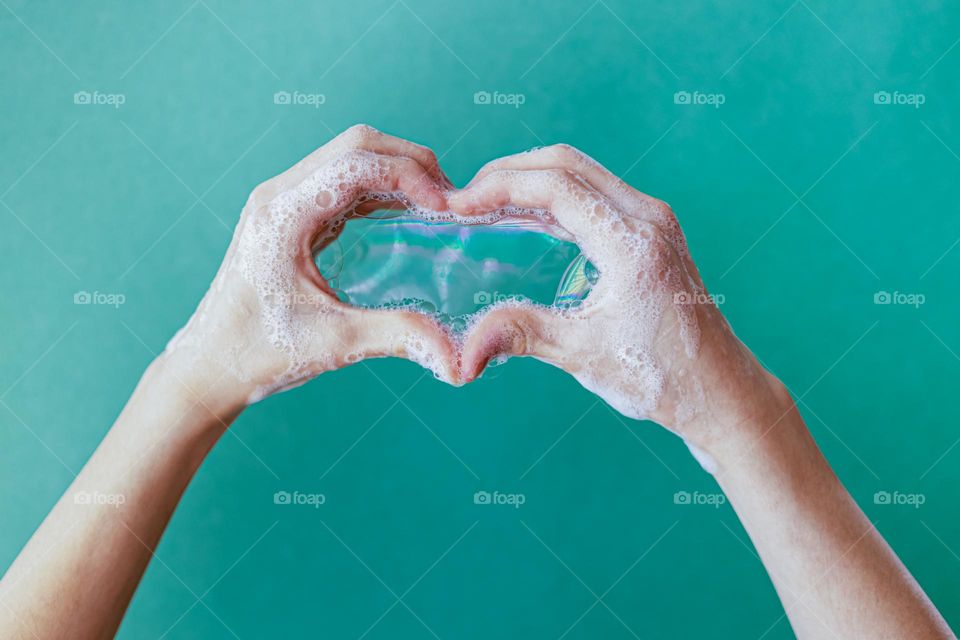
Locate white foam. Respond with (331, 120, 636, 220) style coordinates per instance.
(445, 167, 711, 428)
(164, 144, 712, 419)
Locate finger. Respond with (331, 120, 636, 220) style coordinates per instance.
(322, 150, 448, 215)
(251, 125, 451, 209)
(352, 200, 405, 216)
(328, 124, 451, 186)
(470, 144, 673, 226)
(302, 151, 447, 258)
(461, 303, 573, 382)
(447, 168, 620, 265)
(340, 305, 460, 384)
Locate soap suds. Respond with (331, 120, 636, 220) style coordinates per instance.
(165, 145, 712, 423)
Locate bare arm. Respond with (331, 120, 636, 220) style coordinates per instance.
(0, 354, 237, 639)
(0, 125, 458, 640)
(712, 384, 953, 639)
(450, 143, 955, 639)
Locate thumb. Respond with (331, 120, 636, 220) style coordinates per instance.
(461, 303, 571, 382)
(341, 305, 460, 384)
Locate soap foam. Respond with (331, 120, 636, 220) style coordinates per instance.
(166, 146, 708, 422)
(440, 166, 707, 424)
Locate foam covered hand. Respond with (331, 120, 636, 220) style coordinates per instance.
(165, 126, 460, 406)
(449, 145, 782, 457)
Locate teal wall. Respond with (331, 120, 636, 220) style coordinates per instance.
(2, 1, 959, 638)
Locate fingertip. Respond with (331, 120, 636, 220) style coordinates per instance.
(460, 340, 492, 383)
(342, 306, 460, 382)
(460, 309, 522, 380)
(447, 179, 507, 216)
(425, 183, 449, 212)
(467, 151, 529, 187)
(445, 187, 470, 211)
(401, 178, 448, 215)
(464, 161, 496, 189)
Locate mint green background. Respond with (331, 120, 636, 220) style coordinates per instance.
(2, 1, 959, 638)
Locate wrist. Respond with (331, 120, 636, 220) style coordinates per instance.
(101, 356, 236, 477)
(144, 349, 249, 428)
(702, 377, 840, 506)
(690, 370, 801, 469)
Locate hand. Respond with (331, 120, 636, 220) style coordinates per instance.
(162, 125, 460, 411)
(449, 145, 788, 461)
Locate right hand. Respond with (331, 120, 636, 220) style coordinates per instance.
(448, 145, 789, 460)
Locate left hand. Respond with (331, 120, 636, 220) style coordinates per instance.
(162, 125, 462, 413)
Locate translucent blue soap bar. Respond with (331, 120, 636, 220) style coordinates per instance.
(315, 212, 598, 324)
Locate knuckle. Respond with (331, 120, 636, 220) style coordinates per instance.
(326, 148, 374, 176)
(548, 143, 584, 164)
(649, 197, 675, 219)
(341, 124, 379, 147)
(414, 143, 438, 165)
(541, 167, 573, 183)
(496, 316, 533, 355)
(247, 180, 275, 209)
(395, 154, 420, 171)
(552, 168, 590, 197)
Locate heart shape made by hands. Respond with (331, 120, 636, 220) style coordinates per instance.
(218, 130, 718, 432)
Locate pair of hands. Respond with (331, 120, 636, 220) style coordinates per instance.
(6, 127, 943, 640)
(167, 125, 783, 458)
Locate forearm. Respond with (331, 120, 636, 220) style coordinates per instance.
(0, 354, 239, 640)
(709, 387, 953, 639)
